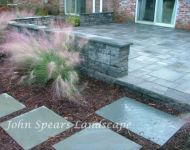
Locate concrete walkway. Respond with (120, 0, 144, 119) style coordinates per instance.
(75, 23, 190, 107)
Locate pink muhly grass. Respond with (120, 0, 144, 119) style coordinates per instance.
(3, 29, 82, 100)
(0, 11, 16, 31)
(0, 10, 35, 31)
(16, 10, 35, 18)
(3, 31, 42, 68)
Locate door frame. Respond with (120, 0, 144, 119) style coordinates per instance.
(135, 0, 178, 28)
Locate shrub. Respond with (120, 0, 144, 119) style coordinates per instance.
(35, 7, 48, 16)
(3, 30, 81, 100)
(65, 15, 80, 27)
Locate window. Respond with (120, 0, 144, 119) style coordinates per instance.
(65, 0, 86, 15)
(65, 0, 103, 15)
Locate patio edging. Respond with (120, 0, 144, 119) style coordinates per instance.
(116, 79, 190, 113)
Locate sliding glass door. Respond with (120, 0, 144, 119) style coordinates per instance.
(136, 0, 177, 27)
(155, 0, 177, 25)
(137, 0, 156, 22)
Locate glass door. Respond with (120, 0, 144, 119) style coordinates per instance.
(155, 0, 177, 26)
(137, 0, 156, 22)
(136, 0, 177, 27)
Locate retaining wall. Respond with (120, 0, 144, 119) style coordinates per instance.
(8, 17, 131, 78)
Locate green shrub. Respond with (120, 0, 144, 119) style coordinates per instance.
(65, 15, 80, 26)
(35, 8, 48, 16)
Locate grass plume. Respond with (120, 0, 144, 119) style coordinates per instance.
(3, 29, 81, 100)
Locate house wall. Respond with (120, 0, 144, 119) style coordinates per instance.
(176, 0, 190, 29)
(113, 0, 136, 22)
(15, 0, 190, 29)
(13, 0, 59, 15)
(112, 0, 190, 29)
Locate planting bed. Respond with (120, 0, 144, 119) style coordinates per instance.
(0, 56, 189, 150)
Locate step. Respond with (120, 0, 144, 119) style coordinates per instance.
(0, 93, 25, 118)
(117, 76, 190, 112)
(96, 97, 185, 146)
(53, 123, 142, 150)
(0, 106, 73, 150)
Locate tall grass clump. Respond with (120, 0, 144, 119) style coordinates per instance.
(0, 10, 34, 60)
(0, 10, 34, 42)
(3, 30, 81, 100)
(0, 10, 34, 32)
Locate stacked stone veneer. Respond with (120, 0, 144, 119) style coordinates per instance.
(14, 13, 113, 27)
(8, 17, 131, 78)
(74, 33, 131, 77)
(13, 16, 57, 26)
(80, 12, 113, 26)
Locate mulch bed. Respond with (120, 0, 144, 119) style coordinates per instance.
(0, 57, 189, 150)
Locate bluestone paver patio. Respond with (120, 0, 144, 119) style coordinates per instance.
(53, 123, 142, 150)
(96, 97, 185, 146)
(75, 24, 190, 106)
(0, 106, 73, 150)
(0, 93, 25, 118)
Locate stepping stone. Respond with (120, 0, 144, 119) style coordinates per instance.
(0, 93, 25, 118)
(0, 106, 73, 150)
(96, 97, 185, 146)
(53, 123, 142, 150)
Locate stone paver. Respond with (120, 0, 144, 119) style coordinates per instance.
(75, 23, 190, 106)
(0, 93, 25, 118)
(176, 81, 190, 94)
(150, 68, 184, 81)
(96, 97, 185, 146)
(0, 106, 73, 150)
(53, 123, 142, 150)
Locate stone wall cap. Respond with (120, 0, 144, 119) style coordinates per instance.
(80, 12, 114, 16)
(73, 31, 132, 48)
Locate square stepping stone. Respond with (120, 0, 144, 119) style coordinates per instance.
(0, 106, 73, 150)
(0, 93, 25, 118)
(96, 97, 185, 146)
(53, 123, 142, 150)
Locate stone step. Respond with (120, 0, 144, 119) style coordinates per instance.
(0, 106, 73, 150)
(96, 97, 185, 146)
(53, 123, 142, 150)
(0, 93, 25, 118)
(117, 76, 190, 112)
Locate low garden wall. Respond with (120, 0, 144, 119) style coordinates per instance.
(73, 32, 131, 78)
(12, 16, 63, 26)
(80, 12, 113, 26)
(8, 17, 131, 78)
(12, 13, 113, 27)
